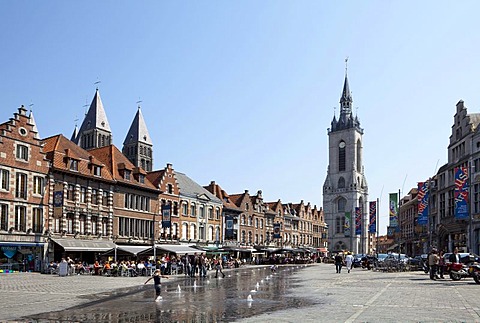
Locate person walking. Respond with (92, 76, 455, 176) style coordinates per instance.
(334, 253, 343, 273)
(345, 252, 354, 273)
(428, 249, 439, 280)
(144, 269, 169, 301)
(214, 257, 225, 278)
(438, 250, 445, 279)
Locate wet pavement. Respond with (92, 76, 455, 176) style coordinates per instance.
(3, 263, 480, 322)
(23, 265, 316, 322)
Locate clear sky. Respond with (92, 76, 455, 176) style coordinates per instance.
(1, 1, 480, 234)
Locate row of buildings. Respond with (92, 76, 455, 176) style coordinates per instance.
(396, 101, 480, 256)
(0, 90, 328, 271)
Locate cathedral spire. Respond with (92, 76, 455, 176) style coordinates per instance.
(74, 89, 113, 149)
(122, 105, 153, 171)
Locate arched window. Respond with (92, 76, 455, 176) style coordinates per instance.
(337, 197, 347, 212)
(182, 223, 188, 239)
(338, 177, 345, 189)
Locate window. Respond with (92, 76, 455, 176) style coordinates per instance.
(69, 159, 78, 171)
(32, 208, 43, 233)
(190, 203, 196, 217)
(215, 208, 220, 220)
(67, 184, 75, 201)
(102, 191, 109, 206)
(182, 203, 188, 215)
(15, 173, 27, 199)
(91, 188, 98, 205)
(93, 166, 101, 177)
(167, 184, 173, 194)
(91, 216, 98, 235)
(139, 174, 145, 184)
(66, 213, 74, 234)
(16, 144, 29, 161)
(0, 204, 8, 231)
(208, 208, 213, 220)
(15, 206, 26, 232)
(79, 214, 86, 234)
(33, 176, 44, 195)
(124, 170, 131, 181)
(337, 197, 347, 212)
(0, 169, 9, 190)
(102, 218, 108, 236)
(335, 216, 345, 234)
(199, 206, 205, 219)
(79, 187, 86, 203)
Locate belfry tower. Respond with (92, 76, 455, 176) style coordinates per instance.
(323, 65, 369, 254)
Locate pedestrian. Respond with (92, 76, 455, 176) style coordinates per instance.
(438, 250, 445, 279)
(214, 257, 225, 278)
(345, 252, 354, 273)
(428, 249, 439, 280)
(334, 253, 343, 273)
(144, 269, 169, 301)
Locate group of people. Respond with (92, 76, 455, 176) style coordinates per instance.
(427, 247, 463, 280)
(334, 252, 355, 273)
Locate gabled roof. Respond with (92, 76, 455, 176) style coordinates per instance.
(89, 145, 157, 190)
(175, 172, 222, 204)
(204, 181, 242, 211)
(28, 110, 39, 139)
(146, 169, 166, 188)
(228, 193, 245, 208)
(42, 134, 114, 181)
(74, 90, 111, 144)
(123, 107, 152, 146)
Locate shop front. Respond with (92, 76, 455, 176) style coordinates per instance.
(0, 240, 46, 272)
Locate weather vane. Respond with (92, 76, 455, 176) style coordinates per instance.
(94, 78, 101, 90)
(345, 56, 349, 75)
(136, 97, 142, 107)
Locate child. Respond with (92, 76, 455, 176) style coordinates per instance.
(144, 269, 169, 301)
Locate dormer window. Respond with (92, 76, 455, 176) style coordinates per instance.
(69, 159, 78, 171)
(124, 170, 131, 181)
(93, 165, 101, 177)
(139, 174, 145, 184)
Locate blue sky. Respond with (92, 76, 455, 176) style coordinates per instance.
(1, 1, 480, 234)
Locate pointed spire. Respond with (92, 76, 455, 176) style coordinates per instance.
(28, 110, 40, 139)
(123, 106, 152, 146)
(71, 125, 78, 142)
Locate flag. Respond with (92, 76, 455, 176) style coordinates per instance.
(417, 182, 429, 225)
(368, 201, 377, 233)
(389, 193, 398, 227)
(355, 207, 362, 235)
(344, 212, 351, 237)
(454, 167, 469, 220)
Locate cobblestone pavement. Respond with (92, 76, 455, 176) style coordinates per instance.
(1, 264, 480, 322)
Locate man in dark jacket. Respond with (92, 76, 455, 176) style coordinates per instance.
(334, 253, 344, 273)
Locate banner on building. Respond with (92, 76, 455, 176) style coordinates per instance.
(454, 167, 469, 220)
(355, 207, 362, 236)
(344, 212, 351, 237)
(387, 226, 395, 238)
(368, 201, 377, 233)
(161, 204, 171, 228)
(273, 222, 281, 239)
(53, 191, 63, 218)
(225, 216, 234, 239)
(417, 181, 429, 225)
(389, 193, 398, 227)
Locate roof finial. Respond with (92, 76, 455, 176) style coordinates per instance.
(345, 56, 349, 76)
(83, 97, 89, 116)
(136, 97, 142, 108)
(74, 115, 79, 127)
(94, 78, 101, 90)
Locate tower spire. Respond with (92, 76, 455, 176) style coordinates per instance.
(122, 105, 153, 171)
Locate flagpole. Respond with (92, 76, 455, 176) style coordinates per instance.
(376, 197, 379, 259)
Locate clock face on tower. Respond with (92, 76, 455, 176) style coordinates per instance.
(339, 141, 346, 148)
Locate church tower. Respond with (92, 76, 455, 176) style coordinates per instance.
(323, 67, 368, 254)
(122, 106, 153, 171)
(73, 89, 112, 150)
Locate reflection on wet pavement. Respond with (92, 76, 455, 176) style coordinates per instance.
(26, 265, 317, 322)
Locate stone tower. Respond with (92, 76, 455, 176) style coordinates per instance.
(73, 89, 112, 150)
(323, 70, 368, 254)
(122, 106, 153, 171)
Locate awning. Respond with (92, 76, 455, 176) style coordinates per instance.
(101, 245, 153, 257)
(154, 244, 200, 255)
(51, 238, 116, 252)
